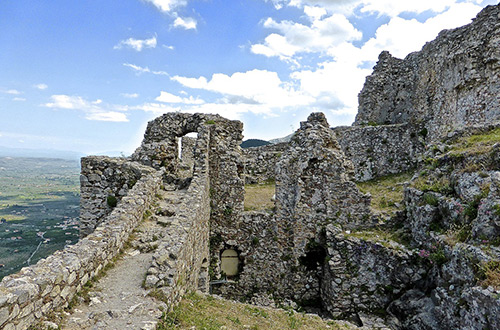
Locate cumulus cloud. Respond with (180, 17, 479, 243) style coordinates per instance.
(44, 95, 128, 122)
(143, 0, 187, 12)
(133, 101, 273, 121)
(251, 14, 361, 60)
(172, 69, 313, 108)
(123, 63, 169, 76)
(114, 36, 157, 51)
(172, 16, 197, 30)
(13, 97, 26, 102)
(2, 89, 22, 95)
(155, 91, 204, 104)
(34, 83, 48, 90)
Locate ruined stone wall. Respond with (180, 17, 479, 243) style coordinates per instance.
(212, 114, 375, 308)
(144, 126, 212, 304)
(355, 4, 500, 141)
(242, 143, 288, 184)
(334, 124, 425, 181)
(0, 170, 163, 330)
(80, 157, 155, 237)
(321, 225, 426, 319)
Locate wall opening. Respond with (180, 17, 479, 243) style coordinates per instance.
(220, 249, 239, 277)
(243, 181, 276, 212)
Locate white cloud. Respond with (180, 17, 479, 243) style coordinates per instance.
(251, 13, 361, 60)
(172, 69, 313, 107)
(360, 2, 484, 59)
(44, 95, 128, 122)
(34, 83, 48, 90)
(2, 89, 22, 95)
(121, 93, 140, 98)
(360, 0, 456, 17)
(143, 0, 187, 12)
(114, 36, 157, 51)
(123, 63, 169, 76)
(13, 97, 26, 102)
(267, 0, 457, 16)
(172, 16, 197, 30)
(133, 102, 272, 121)
(155, 91, 204, 104)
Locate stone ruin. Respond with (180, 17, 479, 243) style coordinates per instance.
(1, 4, 499, 330)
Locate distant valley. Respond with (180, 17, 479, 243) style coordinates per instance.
(0, 157, 80, 279)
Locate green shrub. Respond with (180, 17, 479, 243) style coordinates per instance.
(423, 193, 439, 207)
(106, 195, 118, 208)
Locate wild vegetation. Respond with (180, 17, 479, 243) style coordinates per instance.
(244, 181, 275, 212)
(156, 291, 355, 330)
(356, 172, 413, 216)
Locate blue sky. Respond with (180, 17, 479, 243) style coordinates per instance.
(0, 0, 497, 155)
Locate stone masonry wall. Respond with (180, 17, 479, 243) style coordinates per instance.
(242, 143, 288, 184)
(0, 170, 163, 330)
(213, 114, 375, 308)
(354, 4, 500, 141)
(144, 125, 212, 305)
(80, 157, 155, 237)
(334, 124, 425, 181)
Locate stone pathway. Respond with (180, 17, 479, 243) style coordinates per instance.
(62, 250, 165, 330)
(60, 188, 187, 330)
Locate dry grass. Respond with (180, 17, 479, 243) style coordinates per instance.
(356, 172, 413, 215)
(157, 292, 355, 330)
(479, 260, 500, 290)
(450, 127, 500, 155)
(244, 182, 275, 212)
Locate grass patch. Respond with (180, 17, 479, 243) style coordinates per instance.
(346, 229, 410, 249)
(412, 175, 452, 195)
(449, 127, 500, 155)
(356, 172, 413, 215)
(479, 260, 500, 289)
(244, 182, 275, 212)
(157, 292, 354, 330)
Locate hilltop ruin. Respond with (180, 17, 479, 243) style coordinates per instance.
(1, 4, 499, 330)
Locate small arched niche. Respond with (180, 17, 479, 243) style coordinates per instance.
(220, 249, 239, 277)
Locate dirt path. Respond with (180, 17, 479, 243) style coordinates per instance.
(62, 250, 165, 330)
(61, 188, 184, 330)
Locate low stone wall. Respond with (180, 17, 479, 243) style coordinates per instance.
(144, 127, 212, 307)
(334, 124, 424, 181)
(80, 156, 156, 237)
(321, 225, 426, 318)
(242, 143, 288, 184)
(0, 170, 163, 330)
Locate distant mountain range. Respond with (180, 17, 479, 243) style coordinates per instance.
(241, 134, 294, 149)
(0, 146, 85, 160)
(269, 133, 294, 144)
(240, 139, 271, 148)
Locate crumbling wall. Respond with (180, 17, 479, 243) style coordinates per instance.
(79, 157, 155, 237)
(334, 124, 425, 181)
(143, 125, 212, 305)
(275, 113, 373, 231)
(212, 113, 375, 307)
(0, 170, 163, 330)
(321, 225, 426, 319)
(242, 143, 288, 184)
(355, 4, 500, 141)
